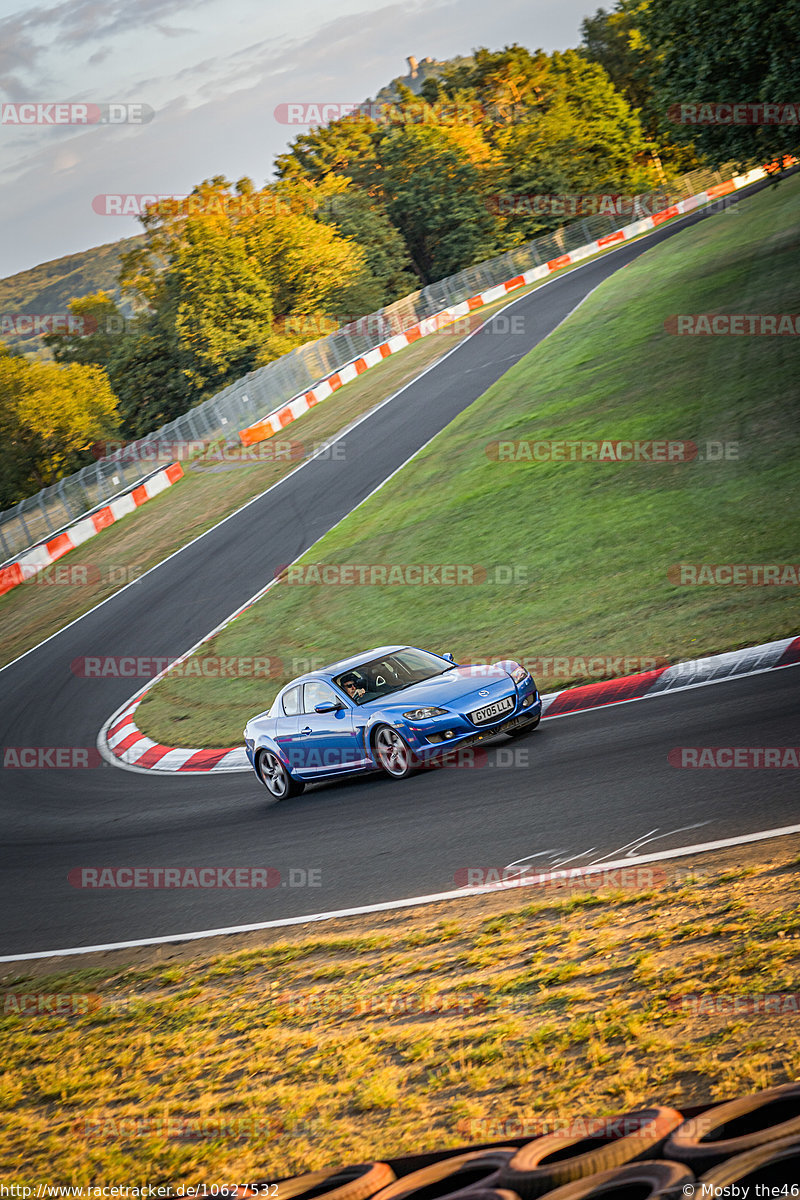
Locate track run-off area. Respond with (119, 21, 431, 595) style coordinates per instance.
(1, 172, 798, 961)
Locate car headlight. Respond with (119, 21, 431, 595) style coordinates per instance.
(403, 706, 448, 720)
(509, 664, 529, 684)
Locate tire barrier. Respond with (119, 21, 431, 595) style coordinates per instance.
(233, 1161, 396, 1200)
(521, 1160, 695, 1199)
(699, 1134, 800, 1185)
(370, 1150, 516, 1200)
(231, 1084, 800, 1197)
(662, 1081, 800, 1172)
(497, 1106, 684, 1196)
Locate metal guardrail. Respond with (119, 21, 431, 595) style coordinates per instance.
(0, 163, 735, 564)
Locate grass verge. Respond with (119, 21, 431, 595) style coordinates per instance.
(2, 836, 799, 1183)
(138, 174, 800, 748)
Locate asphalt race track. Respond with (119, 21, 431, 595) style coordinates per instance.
(2, 176, 798, 958)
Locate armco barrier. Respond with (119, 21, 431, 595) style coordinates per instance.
(0, 463, 183, 598)
(2, 157, 788, 563)
(235, 166, 773, 449)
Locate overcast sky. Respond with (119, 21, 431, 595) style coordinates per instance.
(0, 0, 595, 278)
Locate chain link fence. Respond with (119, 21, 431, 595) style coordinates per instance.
(0, 164, 735, 564)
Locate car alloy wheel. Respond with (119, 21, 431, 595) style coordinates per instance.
(256, 750, 291, 799)
(373, 725, 416, 779)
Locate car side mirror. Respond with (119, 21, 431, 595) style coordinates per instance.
(314, 700, 343, 713)
(442, 652, 455, 663)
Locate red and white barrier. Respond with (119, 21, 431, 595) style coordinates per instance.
(0, 463, 184, 598)
(238, 164, 778, 449)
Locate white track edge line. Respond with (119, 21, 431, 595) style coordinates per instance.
(3, 823, 800, 962)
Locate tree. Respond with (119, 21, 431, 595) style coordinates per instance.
(171, 215, 276, 389)
(42, 292, 126, 369)
(0, 345, 120, 505)
(377, 126, 496, 282)
(106, 298, 197, 438)
(641, 0, 799, 169)
(580, 2, 705, 172)
(274, 116, 383, 187)
(495, 50, 654, 242)
(311, 181, 417, 311)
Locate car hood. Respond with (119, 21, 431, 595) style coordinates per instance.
(366, 665, 516, 712)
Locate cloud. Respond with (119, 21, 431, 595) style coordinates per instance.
(2, 0, 592, 276)
(0, 0, 209, 96)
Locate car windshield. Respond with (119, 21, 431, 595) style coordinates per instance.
(334, 649, 452, 706)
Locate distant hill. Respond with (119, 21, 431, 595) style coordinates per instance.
(1, 55, 472, 360)
(0, 237, 141, 358)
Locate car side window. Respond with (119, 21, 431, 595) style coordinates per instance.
(303, 681, 338, 713)
(281, 685, 301, 717)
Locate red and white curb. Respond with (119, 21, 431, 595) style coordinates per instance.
(99, 634, 800, 776)
(237, 164, 776, 450)
(0, 463, 184, 598)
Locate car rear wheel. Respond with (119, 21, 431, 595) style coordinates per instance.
(373, 725, 417, 779)
(256, 749, 305, 800)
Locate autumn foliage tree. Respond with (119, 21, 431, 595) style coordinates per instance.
(0, 344, 120, 505)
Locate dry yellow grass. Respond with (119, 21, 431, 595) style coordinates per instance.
(2, 836, 799, 1184)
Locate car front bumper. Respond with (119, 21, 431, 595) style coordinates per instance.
(400, 682, 542, 761)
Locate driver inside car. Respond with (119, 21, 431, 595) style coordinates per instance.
(340, 673, 366, 701)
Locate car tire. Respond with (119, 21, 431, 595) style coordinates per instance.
(372, 725, 418, 779)
(255, 749, 305, 800)
(370, 1151, 515, 1200)
(698, 1133, 800, 1184)
(233, 1162, 397, 1200)
(662, 1081, 800, 1172)
(498, 1106, 684, 1196)
(507, 717, 540, 739)
(519, 1160, 694, 1199)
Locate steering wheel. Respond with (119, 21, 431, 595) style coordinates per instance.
(374, 675, 386, 687)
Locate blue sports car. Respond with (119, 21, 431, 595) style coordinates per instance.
(244, 645, 541, 798)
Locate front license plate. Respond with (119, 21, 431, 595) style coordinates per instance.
(470, 696, 515, 725)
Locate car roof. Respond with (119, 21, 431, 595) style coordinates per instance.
(284, 645, 412, 688)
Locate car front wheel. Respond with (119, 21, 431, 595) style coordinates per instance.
(373, 725, 417, 779)
(256, 749, 305, 800)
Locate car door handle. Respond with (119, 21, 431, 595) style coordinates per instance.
(300, 726, 313, 735)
